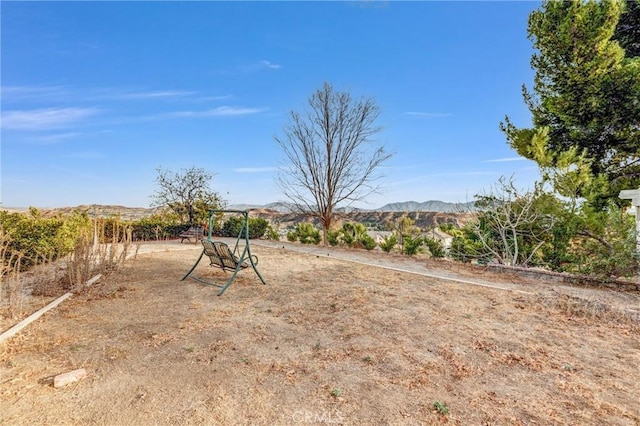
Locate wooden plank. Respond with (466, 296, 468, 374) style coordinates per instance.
(0, 274, 102, 345)
(54, 368, 87, 388)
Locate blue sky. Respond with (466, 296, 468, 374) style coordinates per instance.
(1, 1, 542, 209)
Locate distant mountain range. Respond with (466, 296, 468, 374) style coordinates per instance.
(229, 200, 475, 213)
(2, 200, 476, 220)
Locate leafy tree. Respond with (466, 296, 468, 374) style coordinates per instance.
(151, 166, 225, 224)
(275, 82, 392, 245)
(525, 128, 638, 275)
(501, 0, 640, 204)
(386, 216, 421, 254)
(614, 0, 640, 58)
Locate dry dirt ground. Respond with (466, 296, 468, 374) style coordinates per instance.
(1, 240, 639, 425)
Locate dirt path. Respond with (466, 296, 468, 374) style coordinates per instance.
(1, 241, 639, 425)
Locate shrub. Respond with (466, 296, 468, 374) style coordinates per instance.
(0, 209, 93, 270)
(403, 235, 424, 256)
(326, 229, 341, 246)
(424, 237, 445, 258)
(379, 234, 398, 253)
(339, 222, 374, 249)
(360, 234, 377, 250)
(130, 213, 181, 241)
(449, 227, 488, 263)
(288, 222, 321, 245)
(265, 225, 280, 241)
(221, 216, 270, 239)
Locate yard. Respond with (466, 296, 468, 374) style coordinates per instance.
(1, 241, 639, 425)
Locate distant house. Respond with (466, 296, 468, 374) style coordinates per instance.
(367, 230, 393, 245)
(423, 228, 453, 251)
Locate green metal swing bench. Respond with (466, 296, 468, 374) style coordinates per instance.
(181, 209, 266, 296)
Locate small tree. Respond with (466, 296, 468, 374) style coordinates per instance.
(472, 176, 554, 267)
(387, 216, 421, 254)
(275, 82, 392, 245)
(151, 166, 225, 224)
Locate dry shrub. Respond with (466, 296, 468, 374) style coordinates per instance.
(1, 218, 138, 325)
(66, 219, 135, 292)
(0, 230, 24, 319)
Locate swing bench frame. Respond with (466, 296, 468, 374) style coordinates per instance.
(181, 209, 266, 296)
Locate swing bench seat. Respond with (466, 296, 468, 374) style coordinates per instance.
(181, 237, 265, 296)
(181, 209, 266, 296)
(202, 240, 258, 271)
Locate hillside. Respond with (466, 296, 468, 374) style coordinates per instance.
(1, 204, 474, 230)
(250, 209, 474, 230)
(377, 200, 475, 212)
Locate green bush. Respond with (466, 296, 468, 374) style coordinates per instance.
(265, 225, 280, 241)
(221, 216, 270, 239)
(326, 229, 341, 246)
(0, 209, 93, 270)
(424, 237, 445, 258)
(449, 226, 488, 263)
(403, 235, 424, 256)
(129, 213, 182, 241)
(288, 222, 321, 245)
(338, 222, 375, 250)
(360, 234, 377, 250)
(379, 234, 398, 253)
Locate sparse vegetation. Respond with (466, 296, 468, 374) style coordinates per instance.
(1, 208, 135, 319)
(433, 400, 449, 415)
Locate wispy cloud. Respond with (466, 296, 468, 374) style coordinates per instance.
(111, 90, 197, 100)
(1, 107, 101, 130)
(405, 112, 452, 118)
(1, 85, 217, 104)
(1, 85, 69, 102)
(259, 60, 282, 70)
(169, 106, 268, 118)
(484, 157, 526, 163)
(25, 132, 81, 144)
(239, 60, 283, 73)
(233, 167, 278, 173)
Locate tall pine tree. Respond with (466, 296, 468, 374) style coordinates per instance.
(502, 0, 640, 205)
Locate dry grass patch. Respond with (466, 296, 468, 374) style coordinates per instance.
(1, 244, 638, 425)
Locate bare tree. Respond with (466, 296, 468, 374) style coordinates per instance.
(275, 82, 392, 244)
(151, 166, 225, 224)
